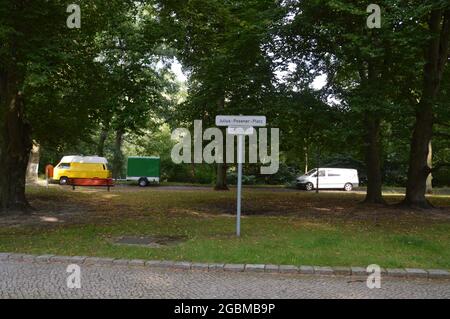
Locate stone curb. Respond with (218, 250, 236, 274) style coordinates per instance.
(1, 253, 449, 280)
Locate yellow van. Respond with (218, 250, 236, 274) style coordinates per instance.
(53, 156, 112, 185)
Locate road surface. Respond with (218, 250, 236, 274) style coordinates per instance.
(0, 260, 449, 299)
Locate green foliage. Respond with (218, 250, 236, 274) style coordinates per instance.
(273, 0, 450, 192)
(227, 162, 302, 186)
(0, 1, 134, 147)
(3, 0, 449, 192)
(156, 0, 284, 126)
(94, 4, 175, 134)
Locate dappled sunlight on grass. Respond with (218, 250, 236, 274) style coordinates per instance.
(100, 194, 120, 199)
(39, 217, 60, 223)
(0, 185, 447, 269)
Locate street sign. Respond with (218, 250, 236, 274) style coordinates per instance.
(216, 115, 266, 237)
(216, 116, 266, 128)
(227, 127, 254, 136)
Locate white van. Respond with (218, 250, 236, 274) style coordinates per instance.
(296, 168, 359, 191)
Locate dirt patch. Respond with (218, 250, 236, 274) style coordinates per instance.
(3, 186, 449, 229)
(0, 189, 135, 228)
(194, 196, 450, 222)
(113, 235, 187, 248)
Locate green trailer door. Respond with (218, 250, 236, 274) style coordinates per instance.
(127, 157, 160, 178)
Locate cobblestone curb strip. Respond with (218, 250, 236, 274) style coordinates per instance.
(1, 253, 449, 280)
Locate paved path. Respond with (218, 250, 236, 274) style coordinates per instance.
(0, 260, 449, 299)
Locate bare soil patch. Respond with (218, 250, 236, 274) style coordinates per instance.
(113, 235, 187, 248)
(1, 186, 449, 229)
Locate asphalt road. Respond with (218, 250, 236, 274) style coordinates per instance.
(0, 260, 449, 299)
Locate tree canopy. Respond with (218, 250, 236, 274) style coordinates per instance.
(0, 0, 449, 212)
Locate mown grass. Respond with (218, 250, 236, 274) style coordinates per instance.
(0, 186, 448, 269)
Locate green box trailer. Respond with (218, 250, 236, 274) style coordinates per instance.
(127, 156, 160, 187)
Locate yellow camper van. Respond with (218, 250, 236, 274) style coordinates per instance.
(52, 156, 112, 185)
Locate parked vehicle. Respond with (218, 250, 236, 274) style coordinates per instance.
(127, 156, 160, 187)
(296, 168, 359, 191)
(52, 156, 111, 185)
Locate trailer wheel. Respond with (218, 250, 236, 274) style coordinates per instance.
(138, 178, 148, 187)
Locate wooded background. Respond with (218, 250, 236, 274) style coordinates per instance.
(1, 0, 449, 212)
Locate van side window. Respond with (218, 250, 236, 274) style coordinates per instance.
(318, 170, 326, 177)
(59, 163, 71, 169)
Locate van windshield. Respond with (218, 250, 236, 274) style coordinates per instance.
(58, 163, 71, 169)
(305, 169, 317, 176)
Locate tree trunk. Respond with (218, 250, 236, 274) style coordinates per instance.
(304, 141, 309, 173)
(426, 142, 433, 194)
(215, 163, 228, 190)
(403, 9, 449, 208)
(357, 58, 385, 204)
(0, 71, 33, 212)
(215, 95, 228, 190)
(363, 115, 385, 204)
(404, 105, 434, 208)
(0, 1, 36, 213)
(97, 127, 109, 157)
(112, 128, 124, 179)
(190, 163, 196, 182)
(26, 142, 40, 184)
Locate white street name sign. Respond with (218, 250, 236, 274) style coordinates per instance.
(216, 116, 266, 128)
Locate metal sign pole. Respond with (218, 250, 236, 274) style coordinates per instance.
(216, 115, 267, 238)
(236, 134, 243, 237)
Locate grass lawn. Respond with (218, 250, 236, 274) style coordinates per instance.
(0, 185, 449, 269)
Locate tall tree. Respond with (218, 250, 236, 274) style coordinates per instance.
(0, 0, 132, 212)
(156, 0, 282, 190)
(277, 0, 424, 204)
(279, 0, 442, 203)
(403, 6, 450, 208)
(95, 3, 174, 179)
